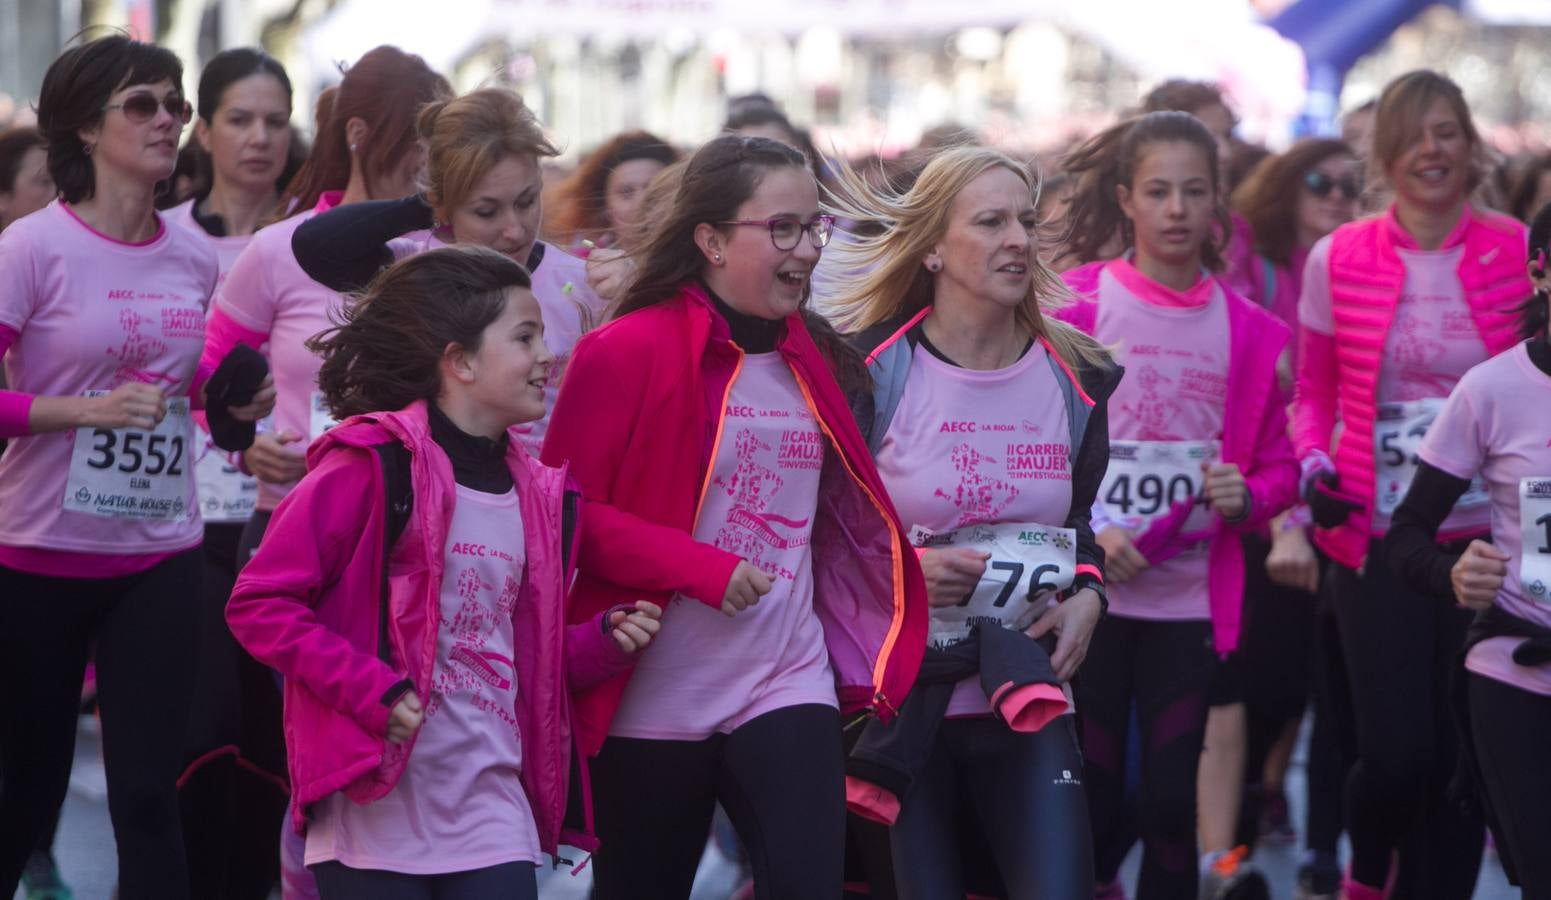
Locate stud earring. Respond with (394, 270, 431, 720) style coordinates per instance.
(83, 144, 94, 156)
(713, 253, 723, 263)
(927, 260, 941, 272)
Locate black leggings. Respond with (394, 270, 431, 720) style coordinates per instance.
(1075, 615, 1217, 899)
(1468, 673, 1551, 898)
(1304, 584, 1356, 857)
(590, 703, 846, 900)
(312, 860, 537, 900)
(0, 548, 203, 900)
(1331, 546, 1482, 897)
(889, 714, 1093, 899)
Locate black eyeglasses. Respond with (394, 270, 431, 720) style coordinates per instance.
(103, 92, 193, 126)
(718, 215, 836, 251)
(1303, 170, 1360, 201)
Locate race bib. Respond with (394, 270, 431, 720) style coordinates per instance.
(195, 428, 257, 524)
(309, 390, 338, 440)
(910, 521, 1077, 650)
(1519, 477, 1551, 604)
(1373, 399, 1490, 516)
(1099, 440, 1218, 533)
(64, 394, 195, 521)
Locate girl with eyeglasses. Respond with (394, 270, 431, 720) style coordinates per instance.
(1292, 70, 1531, 900)
(291, 88, 607, 454)
(540, 134, 929, 899)
(0, 36, 274, 899)
(1058, 110, 1300, 899)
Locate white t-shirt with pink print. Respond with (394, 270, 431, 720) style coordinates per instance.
(305, 485, 541, 872)
(609, 352, 836, 740)
(0, 201, 216, 558)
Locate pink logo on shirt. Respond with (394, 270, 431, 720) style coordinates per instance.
(933, 442, 1020, 529)
(712, 427, 812, 578)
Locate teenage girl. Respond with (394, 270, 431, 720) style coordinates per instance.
(828, 144, 1113, 897)
(166, 46, 298, 900)
(0, 36, 273, 899)
(225, 245, 660, 899)
(197, 45, 449, 562)
(290, 88, 606, 453)
(1058, 110, 1300, 898)
(541, 134, 929, 899)
(1292, 70, 1531, 900)
(544, 130, 679, 252)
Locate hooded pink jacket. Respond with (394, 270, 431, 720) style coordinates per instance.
(1061, 262, 1300, 653)
(226, 401, 626, 852)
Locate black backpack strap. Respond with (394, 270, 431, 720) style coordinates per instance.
(371, 441, 413, 666)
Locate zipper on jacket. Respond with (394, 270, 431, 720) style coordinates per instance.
(692, 349, 744, 526)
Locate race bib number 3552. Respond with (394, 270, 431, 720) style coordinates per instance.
(1519, 477, 1551, 604)
(910, 521, 1077, 650)
(63, 394, 195, 521)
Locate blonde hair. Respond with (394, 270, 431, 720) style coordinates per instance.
(824, 145, 1110, 371)
(417, 88, 559, 215)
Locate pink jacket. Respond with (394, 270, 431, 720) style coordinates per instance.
(1292, 206, 1529, 569)
(1061, 262, 1300, 653)
(541, 281, 929, 756)
(226, 400, 626, 851)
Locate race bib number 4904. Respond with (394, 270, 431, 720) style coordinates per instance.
(910, 521, 1077, 650)
(1374, 399, 1489, 516)
(1099, 440, 1218, 533)
(64, 394, 195, 521)
(1519, 477, 1551, 604)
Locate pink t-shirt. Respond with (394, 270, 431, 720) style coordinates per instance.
(210, 201, 343, 512)
(1093, 261, 1230, 621)
(1300, 235, 1492, 536)
(306, 485, 540, 872)
(0, 201, 216, 556)
(609, 352, 835, 740)
(875, 339, 1076, 716)
(1418, 342, 1551, 698)
(389, 237, 607, 455)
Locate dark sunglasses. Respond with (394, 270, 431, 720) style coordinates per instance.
(103, 92, 193, 126)
(1303, 170, 1360, 201)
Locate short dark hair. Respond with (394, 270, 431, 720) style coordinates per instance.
(0, 127, 45, 196)
(37, 34, 184, 204)
(1520, 201, 1551, 340)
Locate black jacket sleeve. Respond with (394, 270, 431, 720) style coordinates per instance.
(1384, 461, 1474, 602)
(1066, 360, 1122, 604)
(291, 195, 435, 293)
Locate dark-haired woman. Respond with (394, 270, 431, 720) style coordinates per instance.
(541, 134, 929, 899)
(545, 130, 678, 253)
(1384, 203, 1551, 899)
(0, 36, 272, 899)
(0, 127, 53, 231)
(226, 245, 661, 900)
(1058, 110, 1299, 898)
(1292, 70, 1531, 900)
(166, 46, 300, 900)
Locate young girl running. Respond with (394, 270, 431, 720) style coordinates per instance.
(828, 144, 1113, 898)
(225, 245, 662, 899)
(290, 88, 606, 453)
(1058, 110, 1300, 898)
(196, 45, 449, 562)
(1385, 202, 1551, 899)
(0, 36, 273, 899)
(541, 134, 929, 899)
(1292, 70, 1530, 900)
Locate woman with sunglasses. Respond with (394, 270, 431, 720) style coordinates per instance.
(1293, 70, 1531, 900)
(541, 135, 928, 899)
(0, 36, 273, 899)
(290, 88, 605, 453)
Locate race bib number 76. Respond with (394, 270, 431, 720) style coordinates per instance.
(910, 521, 1077, 649)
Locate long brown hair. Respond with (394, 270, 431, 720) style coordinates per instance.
(309, 245, 531, 419)
(544, 130, 678, 245)
(278, 46, 449, 214)
(616, 134, 868, 393)
(1056, 111, 1231, 270)
(1232, 138, 1355, 268)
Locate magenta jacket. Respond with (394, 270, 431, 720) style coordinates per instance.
(1061, 262, 1300, 653)
(1291, 205, 1528, 569)
(227, 400, 627, 851)
(541, 281, 929, 756)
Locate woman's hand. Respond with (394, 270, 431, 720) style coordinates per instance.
(86, 382, 166, 430)
(1266, 517, 1320, 594)
(920, 547, 989, 608)
(1203, 461, 1248, 520)
(1096, 527, 1148, 583)
(386, 690, 424, 744)
(608, 601, 663, 653)
(1029, 588, 1104, 681)
(229, 374, 276, 422)
(243, 430, 307, 484)
(1451, 540, 1508, 611)
(721, 561, 773, 617)
(585, 247, 636, 302)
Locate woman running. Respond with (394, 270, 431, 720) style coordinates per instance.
(544, 130, 678, 253)
(291, 88, 605, 452)
(541, 134, 928, 899)
(0, 35, 272, 899)
(828, 144, 1113, 898)
(1292, 70, 1531, 900)
(1058, 109, 1300, 898)
(226, 245, 661, 900)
